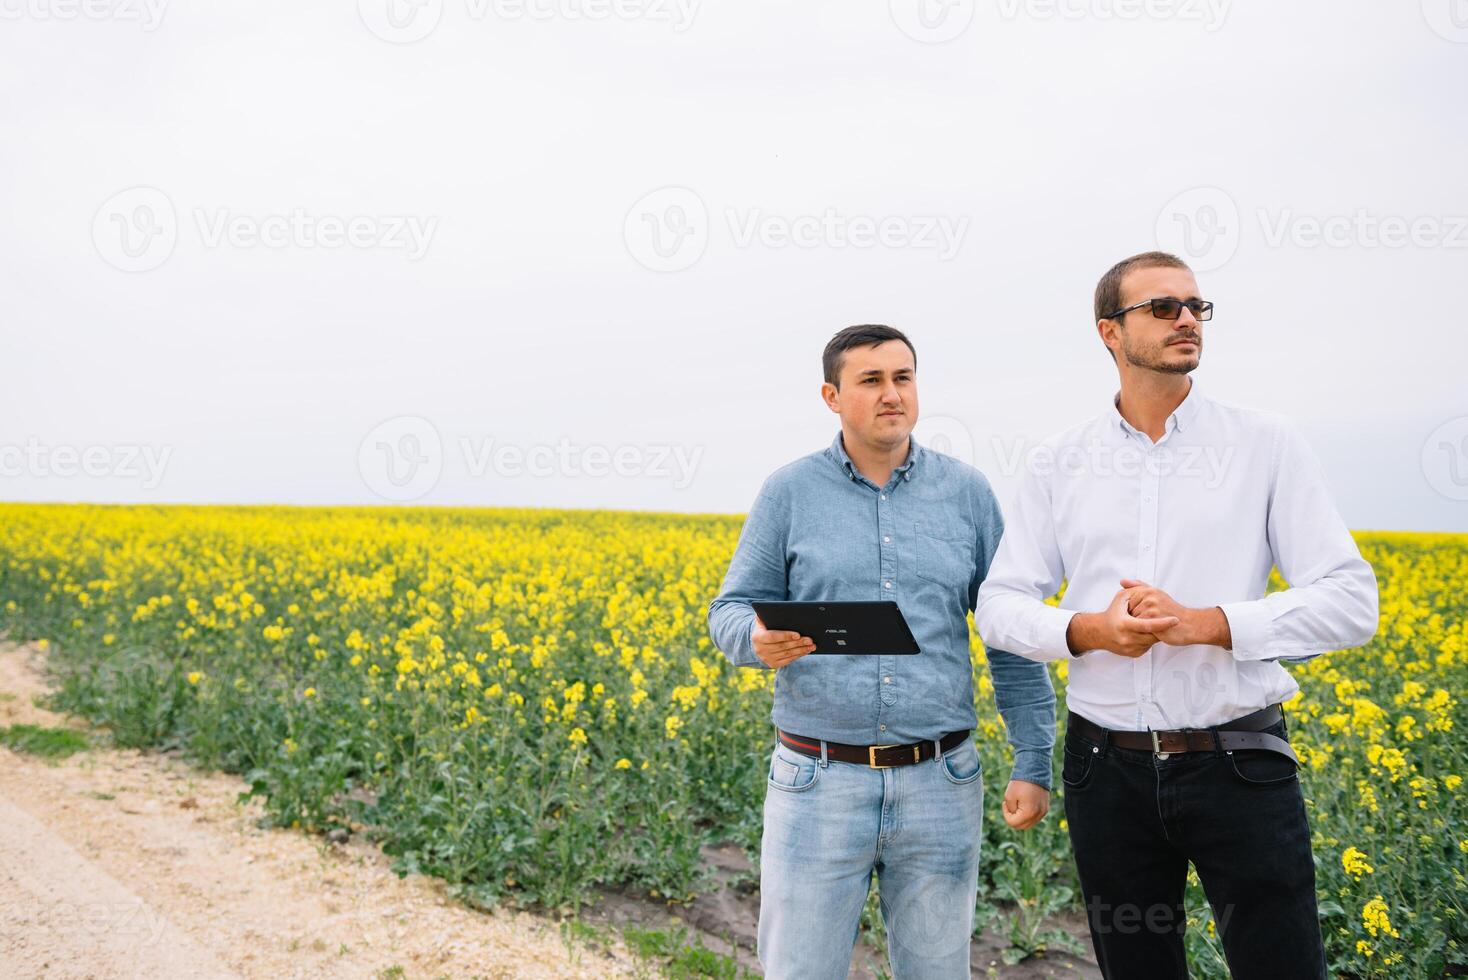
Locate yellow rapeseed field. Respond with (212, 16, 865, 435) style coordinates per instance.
(0, 504, 1460, 976)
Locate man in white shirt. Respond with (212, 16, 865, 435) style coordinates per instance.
(974, 251, 1378, 979)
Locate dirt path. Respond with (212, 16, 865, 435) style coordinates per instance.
(0, 642, 636, 979)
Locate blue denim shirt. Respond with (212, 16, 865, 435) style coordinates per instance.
(708, 431, 1057, 788)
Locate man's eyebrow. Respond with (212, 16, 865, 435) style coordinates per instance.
(857, 367, 914, 376)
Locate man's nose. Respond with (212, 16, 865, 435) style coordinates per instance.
(1176, 308, 1200, 329)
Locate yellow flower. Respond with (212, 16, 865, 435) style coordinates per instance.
(187, 671, 203, 685)
(568, 727, 587, 746)
(303, 687, 316, 698)
(615, 758, 632, 769)
(1361, 896, 1399, 939)
(1341, 846, 1373, 879)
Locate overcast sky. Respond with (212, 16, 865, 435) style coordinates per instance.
(2, 0, 1465, 531)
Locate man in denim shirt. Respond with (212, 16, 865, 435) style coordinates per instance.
(708, 325, 1056, 980)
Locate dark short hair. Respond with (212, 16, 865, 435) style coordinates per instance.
(1094, 251, 1192, 323)
(822, 325, 917, 388)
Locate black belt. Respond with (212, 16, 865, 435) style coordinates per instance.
(776, 728, 971, 769)
(1067, 704, 1299, 764)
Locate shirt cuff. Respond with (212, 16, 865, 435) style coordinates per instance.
(1219, 592, 1307, 661)
(1030, 605, 1078, 662)
(1010, 748, 1053, 791)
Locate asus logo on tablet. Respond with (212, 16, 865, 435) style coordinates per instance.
(825, 628, 847, 634)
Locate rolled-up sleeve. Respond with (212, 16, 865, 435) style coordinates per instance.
(1219, 420, 1379, 663)
(707, 474, 790, 670)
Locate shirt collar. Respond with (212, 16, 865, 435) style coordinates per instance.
(829, 430, 923, 484)
(1110, 377, 1203, 436)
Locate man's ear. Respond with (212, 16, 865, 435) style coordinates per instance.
(820, 381, 841, 414)
(1096, 318, 1120, 356)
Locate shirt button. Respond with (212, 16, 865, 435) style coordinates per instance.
(884, 676, 891, 683)
(883, 536, 891, 543)
(1144, 545, 1152, 552)
(879, 725, 887, 732)
(884, 581, 892, 589)
(880, 494, 887, 500)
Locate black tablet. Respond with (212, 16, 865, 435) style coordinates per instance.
(750, 600, 921, 655)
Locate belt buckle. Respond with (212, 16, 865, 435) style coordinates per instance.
(1151, 730, 1170, 759)
(868, 743, 916, 769)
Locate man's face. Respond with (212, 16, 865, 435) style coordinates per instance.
(1104, 265, 1205, 375)
(822, 340, 918, 449)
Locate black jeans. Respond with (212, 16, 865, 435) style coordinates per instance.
(1061, 713, 1326, 980)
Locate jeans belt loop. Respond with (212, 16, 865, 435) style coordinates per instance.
(932, 737, 941, 765)
(818, 738, 828, 768)
(1210, 726, 1224, 755)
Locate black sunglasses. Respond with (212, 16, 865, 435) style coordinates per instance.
(1104, 297, 1214, 322)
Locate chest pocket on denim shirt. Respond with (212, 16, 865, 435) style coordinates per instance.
(912, 521, 974, 589)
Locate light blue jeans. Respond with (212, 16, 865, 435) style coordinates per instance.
(757, 734, 985, 979)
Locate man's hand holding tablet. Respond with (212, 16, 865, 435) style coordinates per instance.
(751, 615, 816, 668)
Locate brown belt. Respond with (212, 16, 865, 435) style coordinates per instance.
(776, 728, 971, 769)
(1067, 704, 1299, 764)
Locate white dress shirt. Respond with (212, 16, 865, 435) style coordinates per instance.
(974, 380, 1379, 732)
